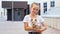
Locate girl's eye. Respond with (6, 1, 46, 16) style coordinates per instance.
(33, 8, 38, 11)
(33, 8, 35, 10)
(35, 19, 37, 21)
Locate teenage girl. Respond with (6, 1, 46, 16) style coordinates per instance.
(23, 2, 47, 34)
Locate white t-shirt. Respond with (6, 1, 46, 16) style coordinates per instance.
(23, 15, 44, 32)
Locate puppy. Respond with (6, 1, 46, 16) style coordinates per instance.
(30, 18, 39, 29)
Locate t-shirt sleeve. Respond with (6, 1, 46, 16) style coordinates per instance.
(23, 15, 28, 22)
(39, 16, 44, 23)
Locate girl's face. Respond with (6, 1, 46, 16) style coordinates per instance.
(30, 4, 39, 15)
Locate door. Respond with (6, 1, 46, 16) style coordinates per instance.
(14, 8, 24, 21)
(7, 9, 12, 21)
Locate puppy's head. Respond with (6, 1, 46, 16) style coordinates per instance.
(30, 18, 37, 24)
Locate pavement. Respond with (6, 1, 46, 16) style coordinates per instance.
(0, 21, 60, 34)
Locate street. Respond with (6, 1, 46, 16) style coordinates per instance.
(0, 21, 60, 34)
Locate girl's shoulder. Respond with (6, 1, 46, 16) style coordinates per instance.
(37, 15, 42, 18)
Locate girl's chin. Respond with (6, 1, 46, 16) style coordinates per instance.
(35, 14, 37, 15)
(34, 12, 38, 14)
(32, 12, 37, 15)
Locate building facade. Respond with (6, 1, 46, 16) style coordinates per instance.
(2, 1, 27, 21)
(0, 0, 60, 21)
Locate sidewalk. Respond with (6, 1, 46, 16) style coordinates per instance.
(42, 27, 60, 34)
(0, 21, 60, 34)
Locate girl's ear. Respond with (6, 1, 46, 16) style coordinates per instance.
(30, 7, 32, 13)
(29, 7, 31, 12)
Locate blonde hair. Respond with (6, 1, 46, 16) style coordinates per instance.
(30, 2, 39, 8)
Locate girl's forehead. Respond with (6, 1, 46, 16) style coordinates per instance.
(32, 5, 39, 8)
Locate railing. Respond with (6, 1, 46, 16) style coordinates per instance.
(44, 17, 60, 30)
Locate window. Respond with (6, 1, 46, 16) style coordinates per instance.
(43, 2, 47, 13)
(26, 4, 30, 15)
(18, 11, 20, 16)
(4, 8, 5, 16)
(38, 3, 40, 15)
(51, 1, 55, 7)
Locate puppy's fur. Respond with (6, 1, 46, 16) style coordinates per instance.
(30, 18, 39, 28)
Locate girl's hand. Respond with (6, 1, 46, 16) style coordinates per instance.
(33, 28, 42, 32)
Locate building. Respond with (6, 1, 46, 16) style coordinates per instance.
(0, 0, 60, 21)
(2, 1, 27, 21)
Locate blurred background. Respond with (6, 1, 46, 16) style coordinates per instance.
(0, 0, 60, 34)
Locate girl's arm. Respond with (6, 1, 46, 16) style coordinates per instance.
(34, 22, 47, 32)
(40, 22, 47, 32)
(24, 22, 33, 31)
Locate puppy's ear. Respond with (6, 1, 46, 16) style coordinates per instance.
(31, 19, 33, 21)
(35, 19, 37, 21)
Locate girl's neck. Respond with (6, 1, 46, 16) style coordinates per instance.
(29, 13, 37, 18)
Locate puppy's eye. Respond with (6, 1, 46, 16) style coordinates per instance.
(31, 19, 33, 21)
